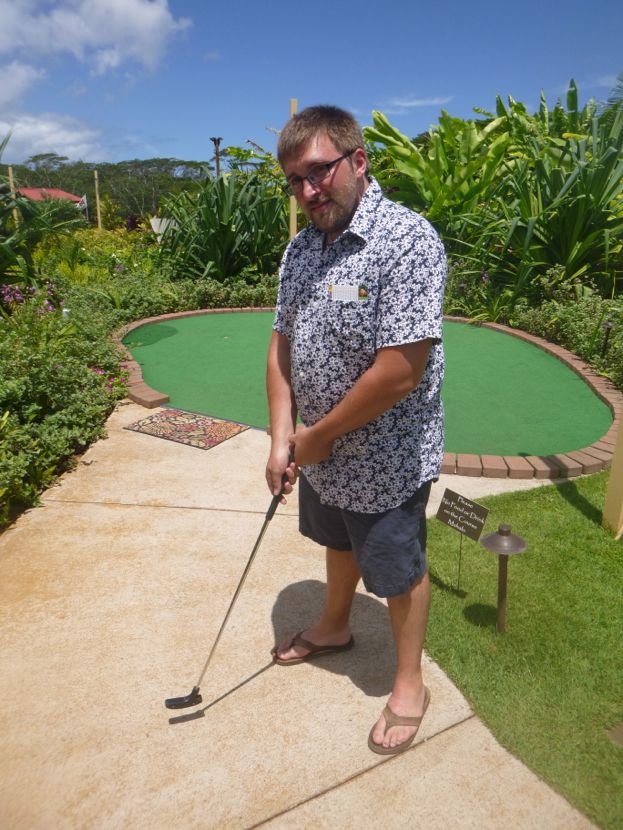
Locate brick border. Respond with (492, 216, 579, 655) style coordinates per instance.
(114, 310, 622, 480)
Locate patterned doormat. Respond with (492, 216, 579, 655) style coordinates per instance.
(125, 408, 249, 450)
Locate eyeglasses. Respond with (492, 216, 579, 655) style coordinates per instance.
(282, 150, 355, 196)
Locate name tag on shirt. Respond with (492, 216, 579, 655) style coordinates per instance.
(328, 284, 368, 302)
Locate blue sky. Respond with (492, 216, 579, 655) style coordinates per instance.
(1, 0, 621, 165)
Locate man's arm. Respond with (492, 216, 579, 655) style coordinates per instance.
(266, 330, 298, 496)
(289, 339, 432, 466)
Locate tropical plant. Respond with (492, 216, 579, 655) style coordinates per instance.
(468, 111, 623, 302)
(598, 70, 623, 131)
(157, 172, 288, 281)
(0, 134, 85, 286)
(223, 141, 283, 182)
(367, 81, 623, 311)
(364, 110, 511, 246)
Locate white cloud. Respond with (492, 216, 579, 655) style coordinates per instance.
(0, 0, 192, 74)
(93, 47, 123, 75)
(0, 2, 193, 162)
(379, 94, 454, 117)
(388, 95, 453, 109)
(204, 50, 222, 62)
(0, 112, 105, 163)
(0, 61, 45, 109)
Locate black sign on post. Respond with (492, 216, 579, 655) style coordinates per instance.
(436, 489, 490, 541)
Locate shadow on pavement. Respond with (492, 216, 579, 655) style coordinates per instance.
(270, 579, 396, 697)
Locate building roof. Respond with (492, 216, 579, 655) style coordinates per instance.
(17, 187, 82, 203)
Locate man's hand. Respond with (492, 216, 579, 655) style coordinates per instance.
(288, 425, 334, 466)
(266, 445, 298, 502)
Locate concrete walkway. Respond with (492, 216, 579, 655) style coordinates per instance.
(0, 402, 596, 829)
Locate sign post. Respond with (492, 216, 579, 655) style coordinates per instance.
(436, 489, 489, 589)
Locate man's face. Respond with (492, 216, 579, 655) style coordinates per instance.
(282, 133, 368, 243)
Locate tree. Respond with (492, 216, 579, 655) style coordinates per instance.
(0, 136, 84, 286)
(0, 156, 211, 223)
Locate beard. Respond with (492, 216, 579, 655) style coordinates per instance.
(305, 170, 362, 241)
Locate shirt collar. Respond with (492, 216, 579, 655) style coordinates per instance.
(307, 176, 384, 246)
(346, 177, 384, 242)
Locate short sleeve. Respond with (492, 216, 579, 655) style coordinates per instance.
(273, 240, 296, 338)
(375, 220, 447, 349)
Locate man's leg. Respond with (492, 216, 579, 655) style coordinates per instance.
(370, 570, 431, 749)
(273, 547, 361, 661)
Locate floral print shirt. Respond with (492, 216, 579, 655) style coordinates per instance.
(274, 178, 447, 512)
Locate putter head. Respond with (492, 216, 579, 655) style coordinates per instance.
(164, 686, 202, 709)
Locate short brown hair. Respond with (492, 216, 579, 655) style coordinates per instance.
(277, 105, 365, 166)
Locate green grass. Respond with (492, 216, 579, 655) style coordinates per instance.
(426, 472, 622, 830)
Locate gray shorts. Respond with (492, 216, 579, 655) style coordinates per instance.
(298, 473, 431, 598)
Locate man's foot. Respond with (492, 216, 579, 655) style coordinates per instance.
(271, 624, 353, 665)
(368, 686, 431, 755)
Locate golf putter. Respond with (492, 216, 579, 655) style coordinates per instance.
(164, 465, 291, 710)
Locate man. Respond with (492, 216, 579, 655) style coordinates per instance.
(265, 105, 446, 755)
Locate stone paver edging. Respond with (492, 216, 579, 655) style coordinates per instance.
(114, 310, 621, 480)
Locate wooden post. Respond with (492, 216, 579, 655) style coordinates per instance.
(7, 165, 19, 228)
(603, 418, 623, 540)
(94, 169, 102, 230)
(288, 98, 298, 240)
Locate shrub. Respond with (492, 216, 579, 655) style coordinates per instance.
(34, 226, 158, 286)
(512, 285, 623, 388)
(0, 291, 127, 527)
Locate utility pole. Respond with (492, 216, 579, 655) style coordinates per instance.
(210, 137, 223, 177)
(94, 169, 102, 229)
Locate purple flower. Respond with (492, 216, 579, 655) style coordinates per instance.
(482, 270, 490, 283)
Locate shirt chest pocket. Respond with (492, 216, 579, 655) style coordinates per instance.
(324, 300, 376, 353)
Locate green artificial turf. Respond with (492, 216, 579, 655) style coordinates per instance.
(426, 472, 623, 830)
(124, 312, 275, 428)
(123, 314, 612, 454)
(442, 322, 611, 455)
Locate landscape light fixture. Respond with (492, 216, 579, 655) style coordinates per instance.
(480, 524, 527, 634)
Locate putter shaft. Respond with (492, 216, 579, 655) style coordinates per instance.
(164, 489, 283, 710)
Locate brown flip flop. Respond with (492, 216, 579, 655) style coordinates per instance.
(368, 686, 431, 755)
(271, 631, 355, 665)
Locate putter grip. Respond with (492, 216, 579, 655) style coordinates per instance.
(265, 450, 294, 521)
